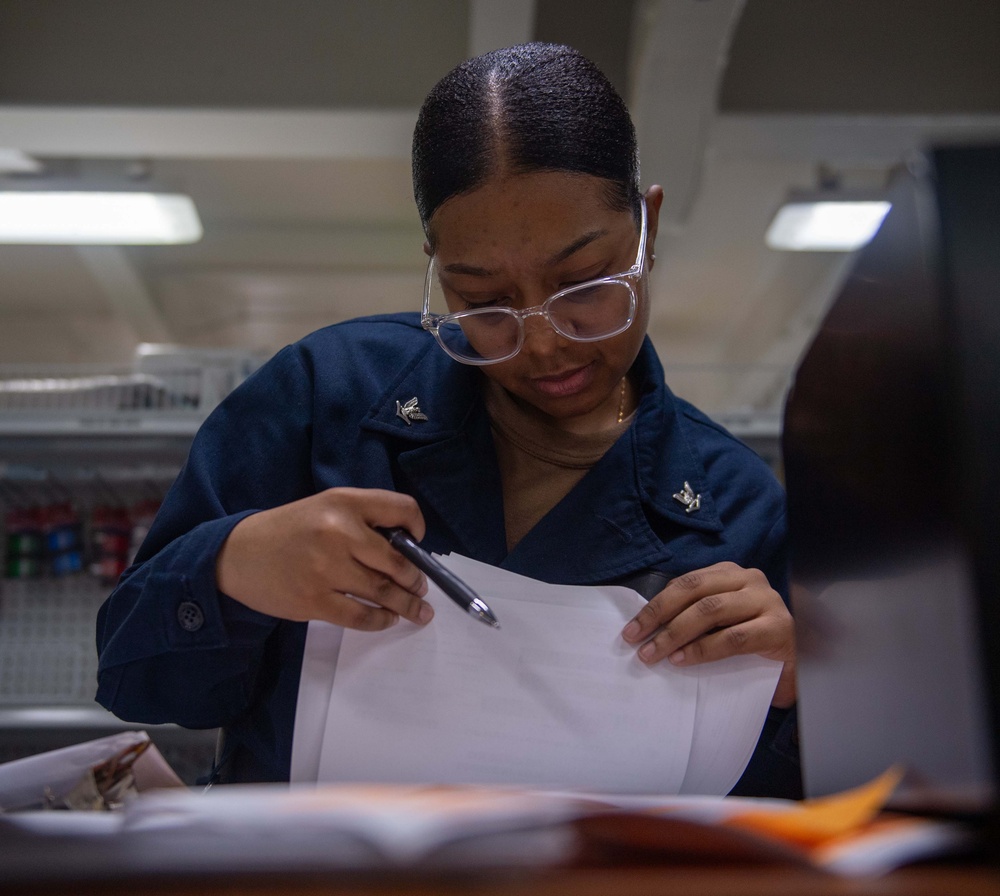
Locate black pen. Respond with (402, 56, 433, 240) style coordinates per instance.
(377, 527, 500, 629)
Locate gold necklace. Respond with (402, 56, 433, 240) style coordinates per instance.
(617, 377, 628, 424)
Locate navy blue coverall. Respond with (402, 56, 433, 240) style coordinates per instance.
(96, 313, 801, 797)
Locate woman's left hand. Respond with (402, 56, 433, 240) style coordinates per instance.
(621, 561, 797, 708)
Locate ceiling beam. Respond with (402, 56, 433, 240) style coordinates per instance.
(0, 108, 417, 160)
(629, 0, 746, 228)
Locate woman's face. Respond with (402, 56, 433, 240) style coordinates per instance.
(426, 172, 662, 433)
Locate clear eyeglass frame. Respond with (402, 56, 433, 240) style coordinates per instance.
(421, 198, 648, 366)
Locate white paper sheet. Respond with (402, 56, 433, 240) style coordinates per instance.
(0, 730, 184, 811)
(294, 554, 781, 795)
(290, 620, 342, 783)
(677, 652, 788, 794)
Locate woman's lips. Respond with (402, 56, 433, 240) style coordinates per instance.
(531, 363, 594, 397)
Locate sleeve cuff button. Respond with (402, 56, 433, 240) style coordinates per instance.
(177, 601, 205, 632)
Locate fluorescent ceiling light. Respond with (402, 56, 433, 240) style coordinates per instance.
(0, 191, 203, 244)
(766, 200, 891, 251)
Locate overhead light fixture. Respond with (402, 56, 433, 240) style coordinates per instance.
(766, 199, 891, 252)
(0, 191, 203, 245)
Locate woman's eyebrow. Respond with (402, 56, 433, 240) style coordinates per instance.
(441, 228, 610, 277)
(546, 229, 608, 266)
(441, 261, 498, 277)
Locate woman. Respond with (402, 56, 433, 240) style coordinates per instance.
(96, 43, 800, 797)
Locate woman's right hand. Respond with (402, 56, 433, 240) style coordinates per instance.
(215, 487, 433, 631)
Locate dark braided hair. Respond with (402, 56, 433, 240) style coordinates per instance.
(412, 43, 641, 236)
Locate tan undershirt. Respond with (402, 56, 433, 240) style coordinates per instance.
(484, 379, 634, 551)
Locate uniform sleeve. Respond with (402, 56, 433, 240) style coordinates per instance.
(95, 344, 317, 729)
(753, 502, 791, 607)
(732, 497, 804, 799)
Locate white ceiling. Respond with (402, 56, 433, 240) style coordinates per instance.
(1, 0, 998, 425)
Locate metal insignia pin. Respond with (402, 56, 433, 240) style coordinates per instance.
(395, 397, 428, 425)
(672, 481, 701, 513)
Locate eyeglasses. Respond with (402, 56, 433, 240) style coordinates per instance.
(421, 199, 647, 366)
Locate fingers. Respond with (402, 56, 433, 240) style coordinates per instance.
(621, 562, 748, 644)
(638, 613, 787, 667)
(325, 486, 430, 594)
(317, 577, 433, 632)
(349, 524, 428, 599)
(316, 584, 432, 633)
(621, 562, 794, 668)
(311, 488, 433, 626)
(353, 487, 427, 542)
(215, 487, 436, 630)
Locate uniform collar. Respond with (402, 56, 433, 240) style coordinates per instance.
(361, 337, 479, 442)
(629, 342, 724, 534)
(361, 339, 508, 562)
(360, 336, 723, 573)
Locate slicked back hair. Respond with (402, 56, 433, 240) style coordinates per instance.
(412, 42, 641, 239)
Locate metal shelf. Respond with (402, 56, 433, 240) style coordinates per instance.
(0, 410, 206, 438)
(0, 705, 168, 730)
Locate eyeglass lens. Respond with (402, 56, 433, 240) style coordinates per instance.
(434, 281, 634, 363)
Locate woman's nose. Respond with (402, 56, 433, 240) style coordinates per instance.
(520, 310, 564, 357)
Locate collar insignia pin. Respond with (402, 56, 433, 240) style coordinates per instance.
(672, 481, 701, 513)
(396, 397, 428, 425)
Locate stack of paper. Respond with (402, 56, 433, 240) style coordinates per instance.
(293, 554, 783, 794)
(0, 769, 970, 879)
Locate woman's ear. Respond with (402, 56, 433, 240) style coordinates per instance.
(423, 240, 433, 257)
(643, 185, 664, 269)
